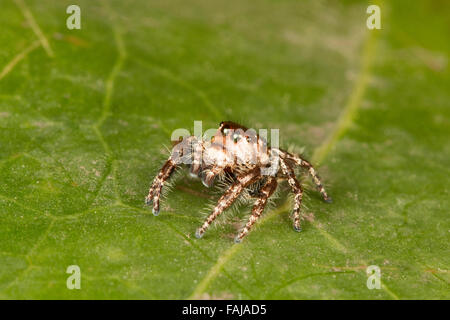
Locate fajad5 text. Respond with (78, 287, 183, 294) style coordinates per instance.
(182, 304, 267, 317)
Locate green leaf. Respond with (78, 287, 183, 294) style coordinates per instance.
(0, 0, 448, 299)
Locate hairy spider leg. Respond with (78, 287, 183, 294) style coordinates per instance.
(145, 157, 177, 215)
(146, 136, 199, 214)
(283, 151, 332, 203)
(195, 168, 262, 238)
(279, 158, 304, 231)
(235, 176, 278, 243)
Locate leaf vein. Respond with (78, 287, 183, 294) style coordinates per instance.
(13, 0, 54, 57)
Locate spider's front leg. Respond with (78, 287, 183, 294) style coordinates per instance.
(145, 136, 198, 215)
(235, 176, 278, 243)
(195, 167, 262, 239)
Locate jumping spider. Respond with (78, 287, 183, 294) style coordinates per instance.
(145, 121, 331, 242)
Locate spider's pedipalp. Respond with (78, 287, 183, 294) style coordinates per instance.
(279, 157, 304, 231)
(200, 166, 224, 188)
(196, 168, 262, 238)
(235, 176, 278, 242)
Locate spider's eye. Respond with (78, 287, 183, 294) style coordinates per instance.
(223, 128, 229, 136)
(233, 133, 240, 143)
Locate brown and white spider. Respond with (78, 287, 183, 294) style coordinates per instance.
(145, 121, 331, 243)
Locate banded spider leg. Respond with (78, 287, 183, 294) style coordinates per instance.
(145, 158, 177, 215)
(195, 167, 262, 239)
(145, 136, 199, 215)
(235, 176, 278, 243)
(282, 151, 332, 203)
(279, 157, 304, 231)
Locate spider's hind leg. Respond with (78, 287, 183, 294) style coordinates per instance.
(284, 152, 332, 203)
(279, 158, 304, 232)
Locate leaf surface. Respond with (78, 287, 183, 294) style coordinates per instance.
(0, 0, 448, 299)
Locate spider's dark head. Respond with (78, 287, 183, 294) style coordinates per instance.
(217, 121, 253, 144)
(219, 121, 248, 133)
(215, 121, 263, 147)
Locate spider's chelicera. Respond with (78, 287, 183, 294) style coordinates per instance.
(145, 121, 331, 242)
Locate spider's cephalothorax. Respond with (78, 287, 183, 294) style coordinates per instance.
(145, 121, 331, 242)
